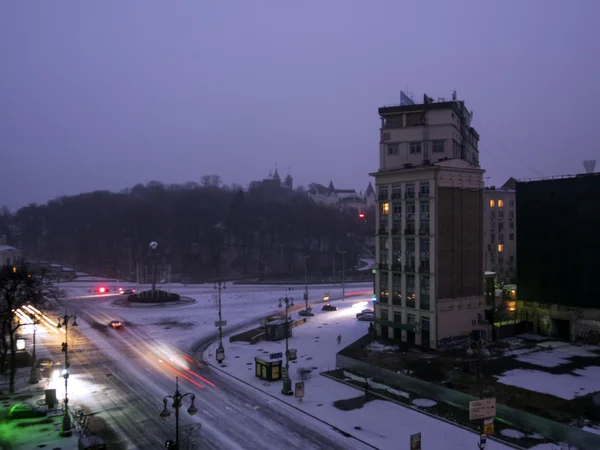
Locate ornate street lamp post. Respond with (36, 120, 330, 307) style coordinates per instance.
(214, 281, 226, 363)
(57, 312, 78, 437)
(149, 241, 159, 295)
(278, 288, 294, 396)
(160, 377, 198, 449)
(28, 312, 41, 384)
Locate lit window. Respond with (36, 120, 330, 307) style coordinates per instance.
(497, 244, 504, 253)
(489, 200, 495, 208)
(381, 203, 390, 215)
(498, 199, 504, 208)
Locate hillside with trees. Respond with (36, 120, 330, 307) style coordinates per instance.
(4, 176, 375, 282)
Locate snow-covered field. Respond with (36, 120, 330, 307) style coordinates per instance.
(212, 297, 518, 450)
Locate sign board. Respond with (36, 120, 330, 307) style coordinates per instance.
(295, 381, 305, 399)
(288, 348, 297, 361)
(483, 418, 494, 436)
(410, 432, 421, 450)
(16, 339, 26, 351)
(216, 347, 225, 363)
(215, 320, 227, 327)
(469, 398, 496, 420)
(269, 352, 283, 360)
(303, 292, 308, 300)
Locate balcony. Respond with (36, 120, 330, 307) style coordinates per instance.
(391, 263, 402, 271)
(404, 228, 415, 235)
(378, 263, 389, 270)
(391, 193, 402, 200)
(378, 194, 389, 201)
(404, 266, 416, 273)
(419, 266, 430, 274)
(419, 191, 431, 198)
(377, 228, 388, 235)
(419, 228, 430, 236)
(405, 192, 416, 199)
(391, 228, 401, 235)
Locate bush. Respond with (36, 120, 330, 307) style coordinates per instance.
(128, 289, 180, 303)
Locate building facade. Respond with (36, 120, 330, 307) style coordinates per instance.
(0, 245, 23, 268)
(483, 178, 517, 284)
(516, 172, 600, 341)
(308, 181, 376, 212)
(371, 92, 486, 349)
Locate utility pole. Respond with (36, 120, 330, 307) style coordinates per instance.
(303, 255, 309, 310)
(57, 311, 78, 437)
(338, 249, 347, 299)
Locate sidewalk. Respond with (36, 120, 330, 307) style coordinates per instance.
(203, 299, 528, 450)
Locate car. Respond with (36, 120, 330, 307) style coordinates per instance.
(118, 288, 136, 295)
(109, 320, 123, 329)
(94, 287, 110, 294)
(357, 313, 375, 321)
(321, 304, 337, 312)
(298, 309, 314, 317)
(356, 309, 374, 318)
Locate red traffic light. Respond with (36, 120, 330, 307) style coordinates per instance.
(358, 213, 365, 219)
(98, 287, 106, 293)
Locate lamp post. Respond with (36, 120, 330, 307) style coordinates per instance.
(214, 281, 226, 363)
(160, 376, 198, 450)
(278, 288, 294, 396)
(338, 249, 347, 300)
(149, 241, 159, 294)
(57, 312, 78, 437)
(467, 338, 490, 450)
(303, 255, 309, 310)
(28, 312, 41, 384)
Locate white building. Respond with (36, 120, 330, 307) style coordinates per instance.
(0, 245, 23, 268)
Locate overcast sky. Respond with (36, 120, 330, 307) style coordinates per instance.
(1, 1, 598, 211)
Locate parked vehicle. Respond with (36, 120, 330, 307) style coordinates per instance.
(356, 309, 374, 319)
(322, 304, 337, 312)
(299, 309, 314, 317)
(357, 313, 375, 321)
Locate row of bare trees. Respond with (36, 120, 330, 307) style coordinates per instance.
(4, 176, 375, 281)
(0, 264, 63, 393)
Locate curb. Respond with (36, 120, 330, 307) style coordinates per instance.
(320, 372, 527, 450)
(203, 357, 379, 450)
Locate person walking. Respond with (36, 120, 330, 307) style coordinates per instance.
(337, 334, 342, 345)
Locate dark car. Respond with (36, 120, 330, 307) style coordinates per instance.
(118, 288, 135, 295)
(321, 304, 338, 312)
(299, 309, 315, 317)
(109, 320, 123, 329)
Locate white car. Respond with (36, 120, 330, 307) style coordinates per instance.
(357, 313, 375, 321)
(356, 309, 373, 319)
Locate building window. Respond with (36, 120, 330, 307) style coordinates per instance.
(419, 182, 430, 196)
(406, 202, 416, 232)
(405, 238, 415, 270)
(489, 199, 495, 208)
(419, 239, 430, 272)
(419, 202, 430, 234)
(392, 273, 402, 306)
(509, 199, 514, 208)
(406, 275, 416, 308)
(392, 204, 402, 228)
(421, 317, 431, 348)
(509, 222, 514, 230)
(498, 244, 504, 253)
(490, 234, 495, 243)
(409, 142, 422, 154)
(378, 186, 389, 200)
(499, 234, 504, 243)
(498, 211, 504, 218)
(379, 271, 389, 303)
(490, 211, 496, 219)
(381, 202, 389, 215)
(379, 307, 389, 320)
(392, 238, 402, 268)
(509, 210, 514, 218)
(509, 255, 515, 264)
(406, 183, 416, 198)
(379, 237, 389, 265)
(498, 222, 504, 232)
(432, 140, 445, 153)
(387, 144, 399, 155)
(509, 233, 514, 241)
(498, 199, 504, 208)
(392, 184, 402, 199)
(393, 312, 402, 324)
(420, 276, 430, 311)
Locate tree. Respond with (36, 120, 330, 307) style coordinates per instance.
(0, 263, 63, 392)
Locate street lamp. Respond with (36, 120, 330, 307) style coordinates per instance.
(467, 338, 491, 450)
(57, 312, 78, 437)
(303, 255, 309, 310)
(28, 312, 41, 384)
(278, 288, 294, 396)
(338, 249, 347, 300)
(160, 376, 198, 449)
(214, 281, 226, 363)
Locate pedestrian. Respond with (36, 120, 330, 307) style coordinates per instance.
(337, 334, 342, 345)
(365, 380, 369, 397)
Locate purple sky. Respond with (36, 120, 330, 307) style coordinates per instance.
(1, 1, 598, 212)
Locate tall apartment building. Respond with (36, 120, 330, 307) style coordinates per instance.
(516, 171, 600, 341)
(483, 178, 517, 284)
(371, 92, 485, 349)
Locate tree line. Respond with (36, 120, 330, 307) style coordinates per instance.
(3, 176, 375, 281)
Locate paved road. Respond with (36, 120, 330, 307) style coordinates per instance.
(50, 293, 369, 450)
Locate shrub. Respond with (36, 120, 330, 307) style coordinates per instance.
(127, 289, 180, 303)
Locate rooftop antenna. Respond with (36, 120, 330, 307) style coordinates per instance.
(583, 160, 596, 174)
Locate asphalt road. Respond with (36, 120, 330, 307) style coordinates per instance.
(48, 292, 370, 450)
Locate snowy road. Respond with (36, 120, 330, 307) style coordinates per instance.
(56, 284, 372, 449)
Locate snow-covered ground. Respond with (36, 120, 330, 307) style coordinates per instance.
(210, 297, 517, 450)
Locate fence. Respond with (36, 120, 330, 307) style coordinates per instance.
(337, 343, 600, 449)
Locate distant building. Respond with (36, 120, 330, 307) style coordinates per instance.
(371, 91, 486, 349)
(249, 168, 294, 199)
(516, 171, 600, 341)
(483, 178, 517, 284)
(308, 181, 375, 212)
(0, 245, 23, 268)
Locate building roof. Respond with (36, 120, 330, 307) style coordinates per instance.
(365, 182, 374, 196)
(0, 245, 20, 253)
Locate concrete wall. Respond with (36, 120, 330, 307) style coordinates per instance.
(336, 351, 600, 449)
